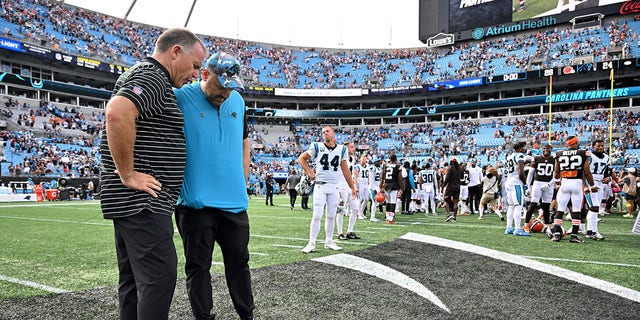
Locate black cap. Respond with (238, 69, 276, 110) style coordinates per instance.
(513, 142, 526, 150)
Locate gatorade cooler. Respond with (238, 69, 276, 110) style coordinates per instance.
(46, 189, 59, 201)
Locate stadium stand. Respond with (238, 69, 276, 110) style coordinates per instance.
(2, 0, 640, 89)
(1, 0, 640, 186)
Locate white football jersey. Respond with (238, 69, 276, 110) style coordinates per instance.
(590, 152, 609, 182)
(419, 169, 438, 190)
(368, 164, 381, 189)
(355, 163, 369, 186)
(505, 152, 525, 181)
(306, 142, 347, 184)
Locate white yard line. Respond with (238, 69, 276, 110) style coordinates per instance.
(0, 201, 99, 208)
(521, 256, 640, 268)
(0, 215, 110, 226)
(314, 254, 450, 313)
(401, 232, 640, 303)
(0, 274, 69, 293)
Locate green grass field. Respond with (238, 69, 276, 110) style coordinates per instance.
(513, 0, 559, 22)
(1, 195, 639, 301)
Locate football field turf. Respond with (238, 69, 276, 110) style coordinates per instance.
(1, 195, 639, 319)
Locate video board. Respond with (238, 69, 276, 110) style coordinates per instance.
(450, 0, 627, 34)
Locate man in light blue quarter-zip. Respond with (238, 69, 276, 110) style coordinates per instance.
(174, 52, 255, 320)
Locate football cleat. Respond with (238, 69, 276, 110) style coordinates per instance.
(346, 232, 361, 240)
(569, 236, 584, 243)
(445, 215, 455, 222)
(301, 242, 316, 254)
(504, 228, 514, 235)
(514, 229, 531, 237)
(386, 220, 396, 224)
(545, 227, 553, 239)
(370, 217, 381, 222)
(594, 232, 605, 241)
(337, 233, 347, 240)
(324, 240, 342, 251)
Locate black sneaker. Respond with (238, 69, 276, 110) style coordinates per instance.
(337, 233, 347, 240)
(346, 232, 361, 239)
(569, 236, 584, 243)
(445, 215, 454, 222)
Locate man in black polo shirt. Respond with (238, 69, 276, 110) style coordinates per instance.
(100, 28, 206, 320)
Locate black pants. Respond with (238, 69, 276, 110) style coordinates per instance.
(113, 210, 177, 320)
(401, 188, 412, 212)
(175, 206, 255, 320)
(468, 184, 482, 213)
(301, 194, 309, 209)
(288, 189, 298, 207)
(265, 189, 274, 205)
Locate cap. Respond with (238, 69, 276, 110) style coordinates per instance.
(513, 142, 526, 150)
(626, 167, 636, 173)
(204, 52, 244, 91)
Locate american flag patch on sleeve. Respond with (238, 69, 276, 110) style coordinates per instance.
(132, 86, 144, 95)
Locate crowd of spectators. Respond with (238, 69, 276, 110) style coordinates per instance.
(1, 129, 99, 178)
(3, 96, 640, 184)
(2, 0, 639, 89)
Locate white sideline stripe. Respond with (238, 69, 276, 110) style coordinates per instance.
(0, 274, 68, 293)
(521, 256, 640, 268)
(250, 252, 269, 256)
(401, 232, 640, 303)
(0, 215, 110, 226)
(252, 235, 373, 246)
(0, 201, 99, 208)
(314, 253, 450, 313)
(272, 244, 303, 249)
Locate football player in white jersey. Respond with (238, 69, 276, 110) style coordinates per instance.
(335, 141, 362, 240)
(368, 158, 383, 222)
(355, 155, 371, 220)
(459, 163, 471, 215)
(497, 160, 508, 212)
(297, 126, 357, 253)
(585, 140, 608, 240)
(504, 142, 530, 236)
(419, 163, 439, 215)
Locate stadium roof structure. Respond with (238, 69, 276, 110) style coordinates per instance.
(62, 0, 424, 49)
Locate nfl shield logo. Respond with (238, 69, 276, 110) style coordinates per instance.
(132, 86, 143, 95)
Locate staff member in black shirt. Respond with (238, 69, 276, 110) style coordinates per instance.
(100, 28, 206, 320)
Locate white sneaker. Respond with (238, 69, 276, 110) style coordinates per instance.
(357, 214, 366, 220)
(324, 240, 342, 251)
(370, 217, 380, 222)
(301, 242, 316, 254)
